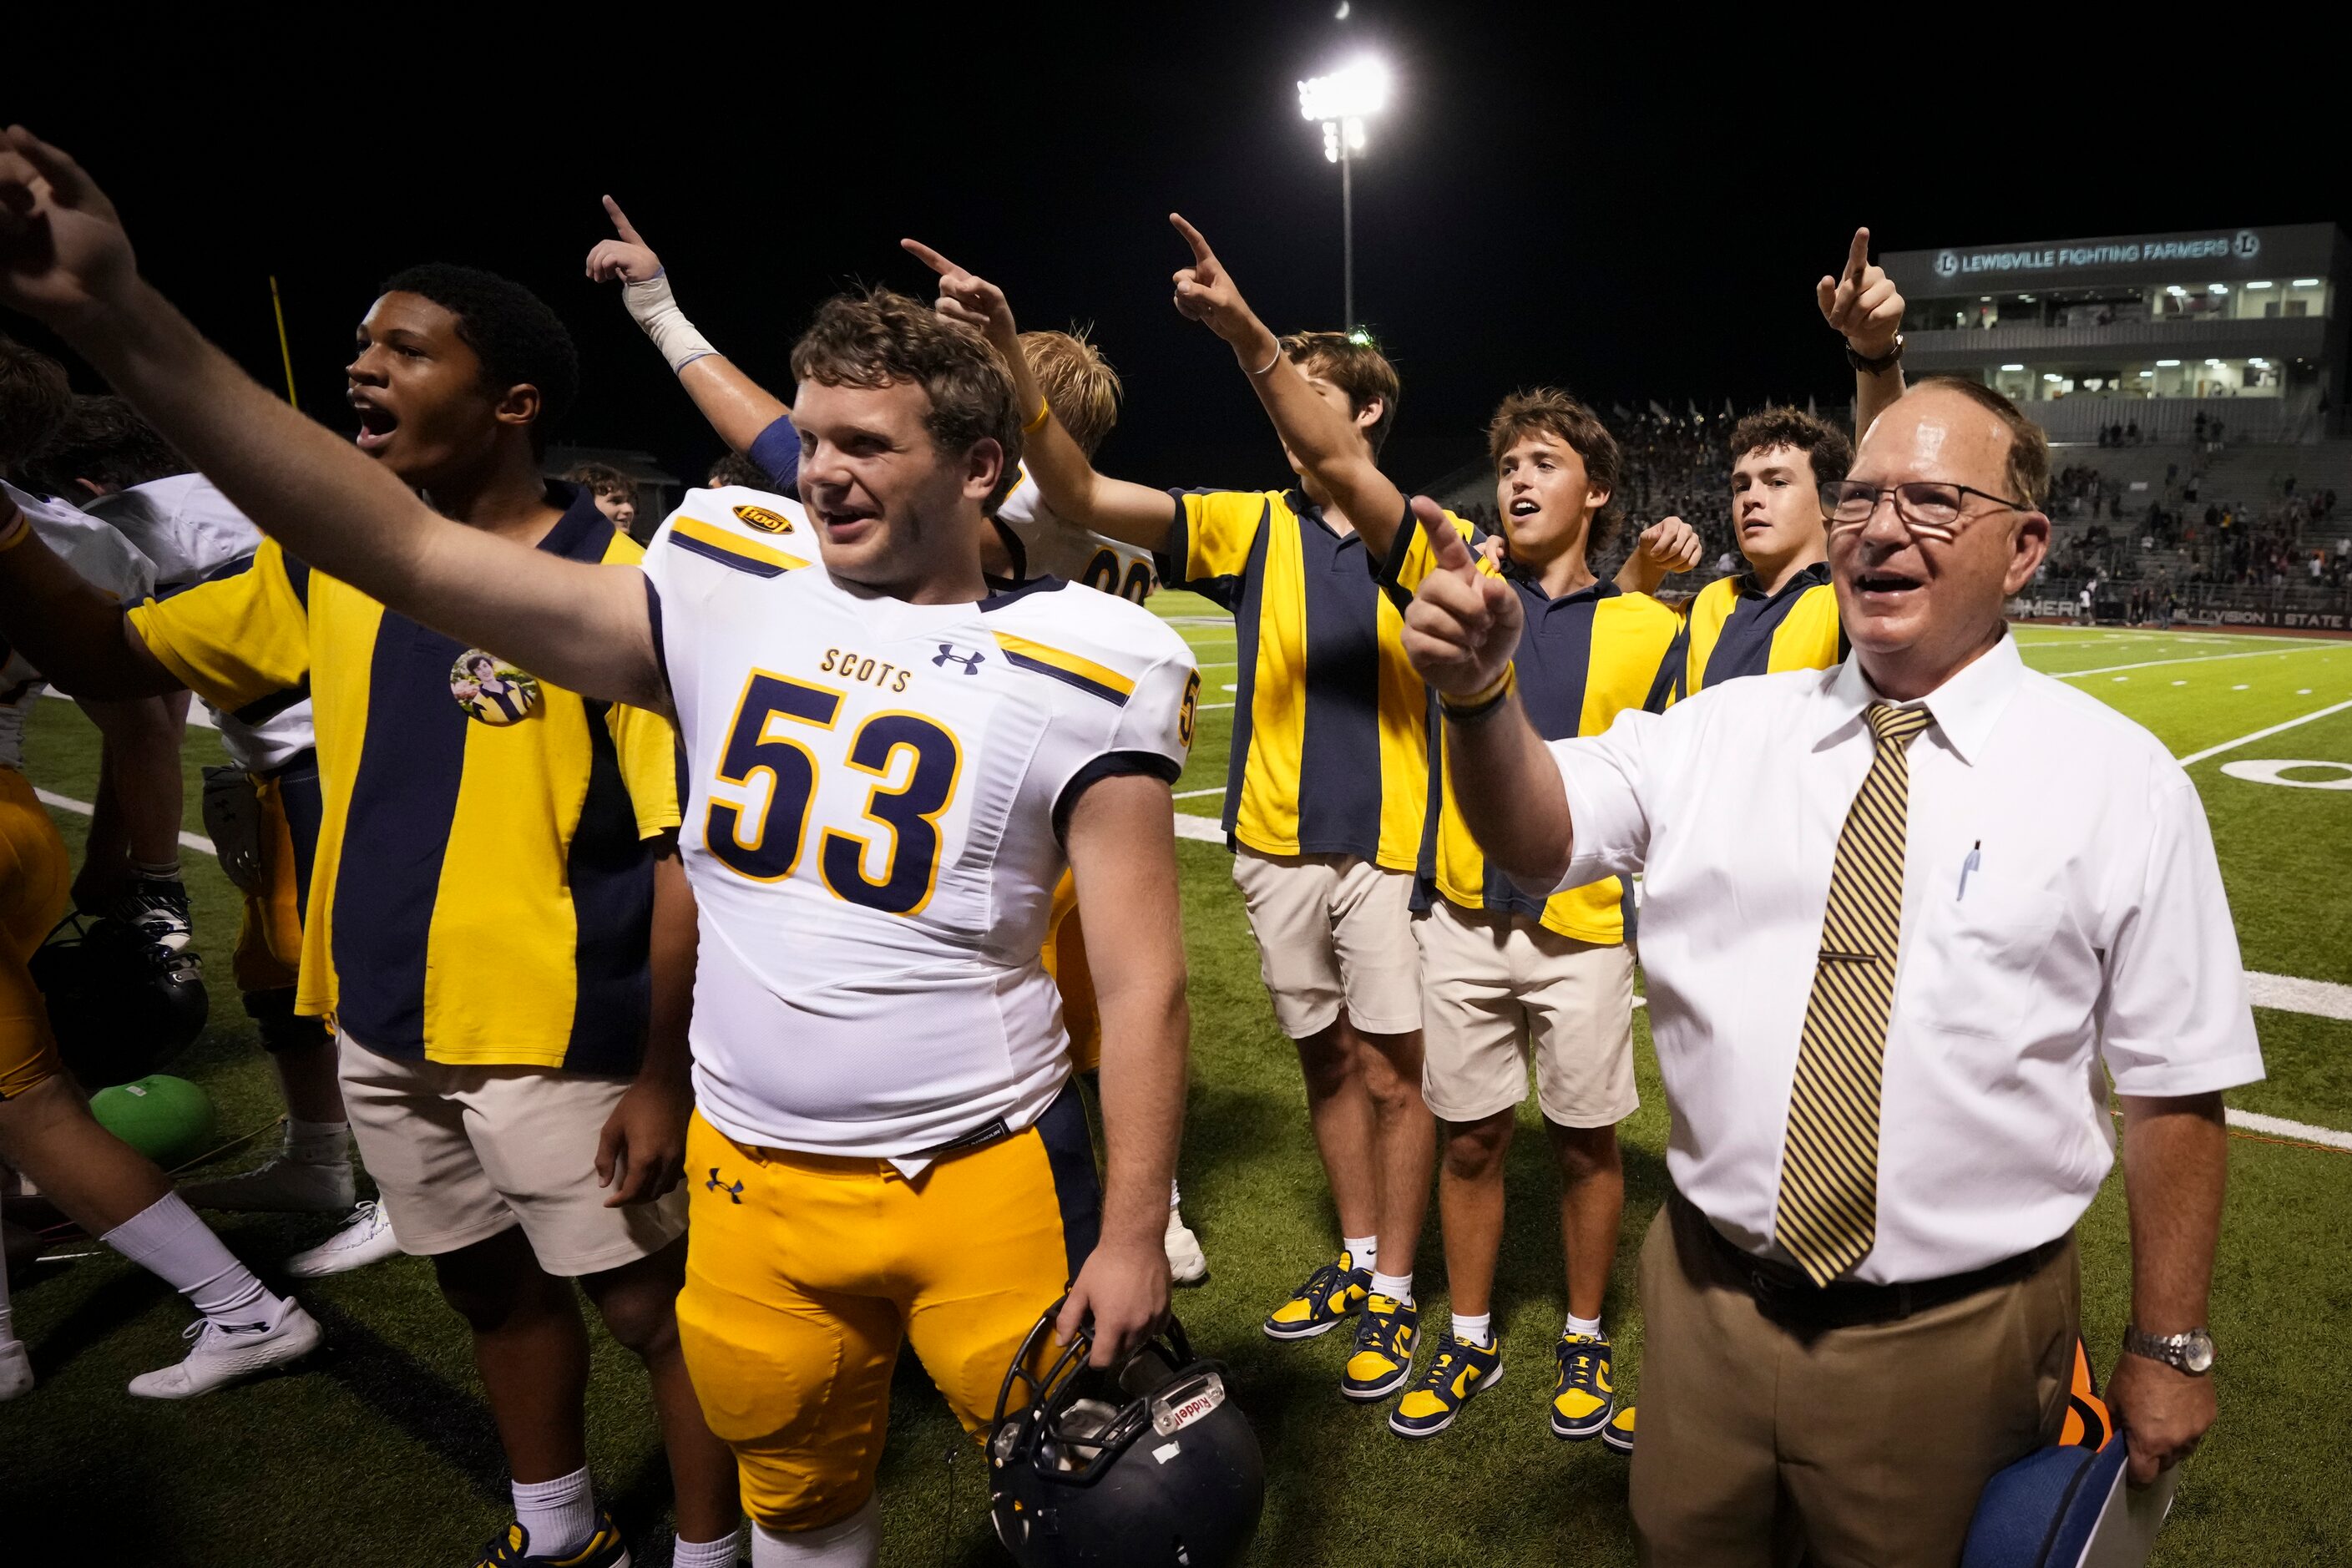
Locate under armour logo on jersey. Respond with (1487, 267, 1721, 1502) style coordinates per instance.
(705, 1168, 743, 1203)
(933, 643, 985, 674)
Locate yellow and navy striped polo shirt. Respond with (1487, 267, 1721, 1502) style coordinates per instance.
(126, 485, 682, 1073)
(1384, 513, 1681, 944)
(1165, 488, 1427, 870)
(1646, 560, 1844, 709)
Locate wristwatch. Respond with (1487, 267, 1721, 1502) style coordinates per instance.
(2123, 1324, 2216, 1375)
(1844, 333, 1904, 375)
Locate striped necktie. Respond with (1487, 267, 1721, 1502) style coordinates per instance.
(1773, 701, 1935, 1287)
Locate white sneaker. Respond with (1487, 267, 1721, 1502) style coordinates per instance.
(0, 1338, 32, 1401)
(127, 1298, 321, 1399)
(1165, 1206, 1207, 1286)
(180, 1156, 356, 1214)
(285, 1201, 402, 1278)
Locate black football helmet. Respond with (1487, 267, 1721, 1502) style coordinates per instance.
(989, 1302, 1264, 1568)
(29, 913, 209, 1089)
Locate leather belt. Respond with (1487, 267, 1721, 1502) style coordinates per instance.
(1672, 1187, 2068, 1332)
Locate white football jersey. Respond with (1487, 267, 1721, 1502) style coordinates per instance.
(2, 482, 159, 772)
(643, 488, 1198, 1161)
(80, 473, 315, 771)
(993, 463, 1160, 603)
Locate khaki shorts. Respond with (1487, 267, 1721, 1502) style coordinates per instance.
(339, 1033, 688, 1277)
(1414, 900, 1636, 1127)
(1230, 848, 1420, 1039)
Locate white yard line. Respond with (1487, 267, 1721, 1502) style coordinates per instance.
(2051, 646, 2324, 680)
(2226, 1109, 2352, 1152)
(40, 686, 219, 731)
(2176, 697, 2352, 767)
(1171, 813, 1227, 844)
(1171, 787, 1227, 800)
(35, 788, 217, 855)
(2248, 972, 2352, 1022)
(1198, 701, 1235, 711)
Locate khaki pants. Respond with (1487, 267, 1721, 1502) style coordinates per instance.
(1631, 1193, 2077, 1568)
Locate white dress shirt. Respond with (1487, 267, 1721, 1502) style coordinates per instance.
(1547, 633, 2263, 1282)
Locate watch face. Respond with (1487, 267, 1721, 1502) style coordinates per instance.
(2184, 1332, 2216, 1373)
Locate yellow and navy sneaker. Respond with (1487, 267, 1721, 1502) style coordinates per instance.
(1601, 1404, 1636, 1455)
(1388, 1331, 1504, 1439)
(1550, 1330, 1616, 1439)
(1261, 1250, 1370, 1341)
(471, 1510, 631, 1567)
(1341, 1293, 1419, 1402)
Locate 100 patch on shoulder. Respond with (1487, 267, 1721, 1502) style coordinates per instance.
(733, 504, 795, 534)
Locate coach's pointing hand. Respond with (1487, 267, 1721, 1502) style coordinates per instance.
(901, 239, 1022, 362)
(0, 128, 138, 332)
(585, 196, 664, 284)
(1817, 226, 1904, 361)
(1403, 498, 1522, 698)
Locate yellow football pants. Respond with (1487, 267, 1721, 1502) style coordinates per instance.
(0, 766, 70, 1099)
(676, 1086, 1100, 1532)
(1042, 870, 1100, 1075)
(231, 766, 317, 996)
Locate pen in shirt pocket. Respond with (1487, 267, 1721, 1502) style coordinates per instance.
(1957, 840, 1981, 901)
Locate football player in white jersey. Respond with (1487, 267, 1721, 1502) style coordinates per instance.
(588, 201, 1211, 1283)
(0, 134, 1192, 1568)
(25, 402, 388, 1272)
(0, 341, 324, 1399)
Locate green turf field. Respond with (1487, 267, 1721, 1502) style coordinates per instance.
(3, 611, 2347, 1566)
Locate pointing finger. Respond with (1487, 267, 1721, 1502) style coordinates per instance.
(1415, 496, 1475, 575)
(602, 195, 644, 244)
(899, 237, 959, 278)
(1168, 212, 1216, 268)
(1844, 225, 1869, 283)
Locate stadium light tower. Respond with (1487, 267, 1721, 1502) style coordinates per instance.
(1297, 57, 1390, 331)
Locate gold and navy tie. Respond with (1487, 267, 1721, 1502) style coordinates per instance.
(1773, 701, 1935, 1287)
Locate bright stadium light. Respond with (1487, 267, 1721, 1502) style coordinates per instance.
(2248, 281, 2275, 289)
(1297, 56, 1391, 329)
(2294, 277, 2322, 286)
(2157, 359, 2182, 367)
(2208, 283, 2229, 294)
(2000, 363, 2026, 372)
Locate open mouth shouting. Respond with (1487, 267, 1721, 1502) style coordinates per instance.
(350, 390, 398, 453)
(1851, 563, 1927, 607)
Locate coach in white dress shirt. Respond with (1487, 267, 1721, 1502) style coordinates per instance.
(1399, 377, 2259, 1566)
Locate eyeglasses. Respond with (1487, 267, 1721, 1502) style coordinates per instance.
(1819, 479, 2033, 541)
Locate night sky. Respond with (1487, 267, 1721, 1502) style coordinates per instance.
(9, 10, 2340, 494)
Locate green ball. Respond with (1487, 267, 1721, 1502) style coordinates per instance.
(89, 1075, 218, 1169)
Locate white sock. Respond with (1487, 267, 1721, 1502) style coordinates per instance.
(511, 1466, 595, 1559)
(284, 1118, 352, 1166)
(100, 1194, 279, 1327)
(1565, 1311, 1604, 1340)
(1368, 1271, 1414, 1307)
(1343, 1235, 1378, 1272)
(752, 1496, 879, 1567)
(1451, 1311, 1492, 1348)
(675, 1528, 745, 1568)
(1168, 1179, 1182, 1210)
(134, 858, 182, 883)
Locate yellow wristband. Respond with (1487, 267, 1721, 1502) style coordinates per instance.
(0, 507, 31, 554)
(1439, 663, 1516, 720)
(1023, 396, 1051, 435)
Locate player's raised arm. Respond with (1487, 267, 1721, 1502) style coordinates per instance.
(0, 129, 665, 712)
(1166, 214, 1409, 559)
(901, 238, 1174, 549)
(1612, 514, 1704, 595)
(1818, 226, 1907, 439)
(588, 196, 797, 482)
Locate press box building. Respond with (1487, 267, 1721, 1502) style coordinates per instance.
(1883, 224, 2350, 443)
